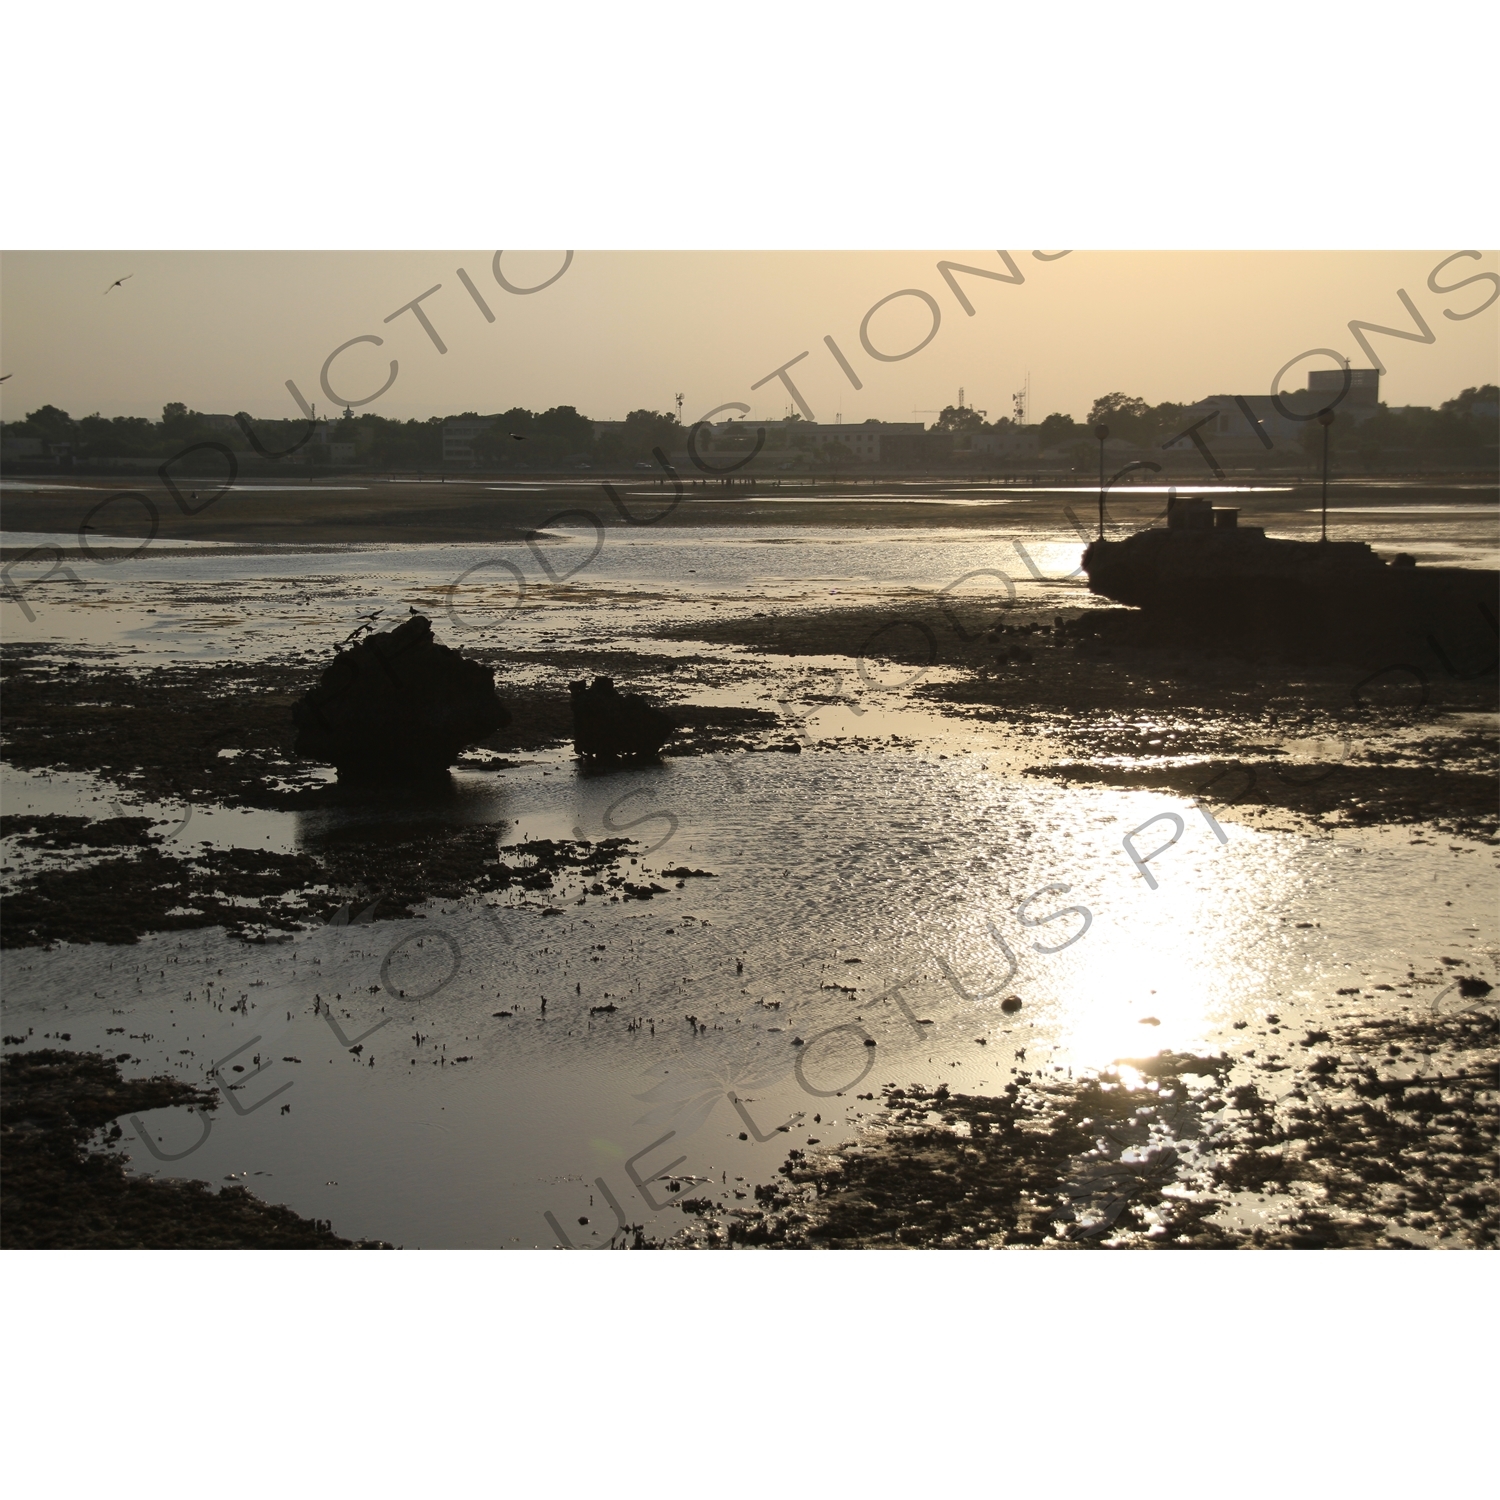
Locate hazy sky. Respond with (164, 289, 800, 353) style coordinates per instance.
(2, 251, 1495, 428)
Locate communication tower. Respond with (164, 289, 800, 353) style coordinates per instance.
(1012, 372, 1030, 425)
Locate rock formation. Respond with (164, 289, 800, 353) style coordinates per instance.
(569, 677, 674, 760)
(1083, 501, 1499, 662)
(292, 616, 510, 779)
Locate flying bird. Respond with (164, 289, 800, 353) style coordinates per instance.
(0, 374, 11, 382)
(509, 432, 526, 440)
(104, 275, 133, 295)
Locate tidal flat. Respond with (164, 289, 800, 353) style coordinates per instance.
(2, 479, 1495, 1248)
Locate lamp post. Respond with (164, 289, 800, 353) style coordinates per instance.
(1094, 424, 1110, 539)
(1317, 407, 1335, 542)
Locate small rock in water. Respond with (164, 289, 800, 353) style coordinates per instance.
(569, 677, 674, 760)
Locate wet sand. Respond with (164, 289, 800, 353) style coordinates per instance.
(4, 473, 1495, 551)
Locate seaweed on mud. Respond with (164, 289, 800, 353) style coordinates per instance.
(0, 846, 332, 947)
(0, 645, 740, 947)
(0, 826, 639, 948)
(674, 1007, 1497, 1250)
(657, 600, 1499, 842)
(0, 653, 318, 810)
(0, 650, 786, 812)
(1033, 758, 1500, 844)
(0, 814, 161, 849)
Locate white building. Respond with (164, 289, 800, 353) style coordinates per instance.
(1177, 368, 1381, 456)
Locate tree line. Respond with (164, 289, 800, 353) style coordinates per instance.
(4, 386, 1494, 468)
(1032, 388, 1499, 463)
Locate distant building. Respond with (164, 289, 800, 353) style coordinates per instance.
(698, 418, 923, 462)
(1308, 367, 1379, 414)
(442, 417, 492, 465)
(959, 427, 1040, 459)
(1174, 367, 1381, 457)
(794, 421, 924, 462)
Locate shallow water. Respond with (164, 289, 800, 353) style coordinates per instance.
(6, 506, 1495, 668)
(3, 742, 1493, 1246)
(3, 512, 1496, 1246)
(0, 523, 1102, 665)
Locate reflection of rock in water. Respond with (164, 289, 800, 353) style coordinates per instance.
(292, 615, 510, 780)
(569, 677, 673, 760)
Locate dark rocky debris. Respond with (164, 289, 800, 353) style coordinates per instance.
(0, 828, 636, 948)
(292, 616, 510, 780)
(569, 676, 674, 760)
(673, 1005, 1497, 1250)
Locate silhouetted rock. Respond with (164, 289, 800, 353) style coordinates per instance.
(292, 616, 509, 779)
(1083, 499, 1499, 662)
(569, 677, 673, 759)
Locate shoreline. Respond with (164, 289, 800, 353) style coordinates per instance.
(0, 1049, 393, 1249)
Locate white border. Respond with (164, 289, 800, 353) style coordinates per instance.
(2, 3, 1496, 249)
(2, 1251, 1494, 1496)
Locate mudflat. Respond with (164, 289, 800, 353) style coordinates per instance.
(2, 486, 1495, 1249)
(4, 473, 1495, 550)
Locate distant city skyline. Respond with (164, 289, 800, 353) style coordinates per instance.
(3, 250, 1496, 430)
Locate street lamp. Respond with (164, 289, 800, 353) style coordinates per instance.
(1317, 408, 1335, 542)
(1094, 424, 1110, 539)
